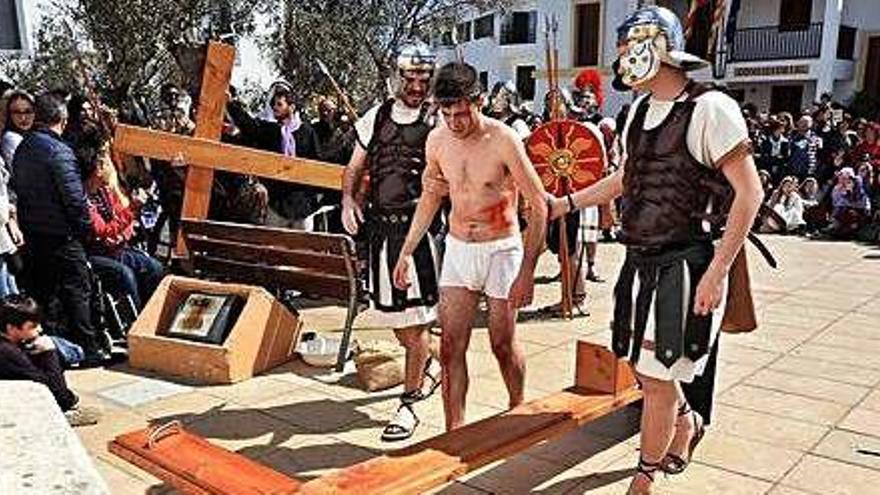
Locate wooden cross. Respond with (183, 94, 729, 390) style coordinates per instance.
(112, 42, 344, 254)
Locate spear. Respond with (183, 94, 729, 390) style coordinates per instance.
(315, 57, 360, 122)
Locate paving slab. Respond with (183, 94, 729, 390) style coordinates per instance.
(781, 455, 880, 495)
(62, 236, 880, 494)
(0, 382, 109, 495)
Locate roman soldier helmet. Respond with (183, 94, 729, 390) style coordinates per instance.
(612, 6, 709, 91)
(488, 81, 524, 115)
(572, 69, 604, 111)
(390, 40, 436, 96)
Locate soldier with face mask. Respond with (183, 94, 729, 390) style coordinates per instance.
(341, 41, 443, 442)
(549, 7, 763, 494)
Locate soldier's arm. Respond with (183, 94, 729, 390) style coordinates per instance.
(711, 146, 763, 277)
(558, 169, 624, 218)
(342, 142, 368, 200)
(399, 134, 448, 259)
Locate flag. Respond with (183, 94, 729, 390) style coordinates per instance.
(707, 0, 727, 59)
(685, 0, 711, 40)
(708, 0, 732, 79)
(725, 0, 742, 45)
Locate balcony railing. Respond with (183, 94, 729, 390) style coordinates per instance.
(730, 23, 823, 62)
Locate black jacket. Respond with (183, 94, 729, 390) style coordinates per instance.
(12, 129, 91, 239)
(226, 101, 325, 220)
(226, 101, 321, 159)
(0, 338, 78, 411)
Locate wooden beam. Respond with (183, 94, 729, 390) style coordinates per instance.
(180, 42, 236, 228)
(109, 341, 642, 495)
(299, 387, 642, 494)
(114, 124, 343, 190)
(109, 425, 302, 494)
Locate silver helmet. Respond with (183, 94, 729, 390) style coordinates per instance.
(612, 6, 709, 91)
(390, 40, 436, 99)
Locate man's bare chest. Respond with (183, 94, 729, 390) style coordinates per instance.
(438, 146, 508, 190)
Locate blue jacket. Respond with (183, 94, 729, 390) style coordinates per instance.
(12, 129, 92, 239)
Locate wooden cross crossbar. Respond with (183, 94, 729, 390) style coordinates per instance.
(112, 41, 344, 254)
(113, 124, 343, 190)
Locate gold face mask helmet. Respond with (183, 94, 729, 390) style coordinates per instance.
(612, 7, 709, 91)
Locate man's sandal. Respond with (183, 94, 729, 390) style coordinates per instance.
(381, 391, 423, 442)
(422, 357, 442, 399)
(661, 405, 706, 475)
(628, 458, 662, 495)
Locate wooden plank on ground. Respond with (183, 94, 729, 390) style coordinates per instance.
(299, 386, 643, 495)
(114, 125, 344, 190)
(109, 426, 302, 495)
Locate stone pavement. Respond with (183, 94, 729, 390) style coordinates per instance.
(65, 236, 880, 494)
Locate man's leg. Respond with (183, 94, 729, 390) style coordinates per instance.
(119, 248, 165, 307)
(393, 324, 431, 395)
(439, 287, 480, 431)
(56, 240, 101, 356)
(586, 241, 602, 281)
(629, 373, 679, 493)
(90, 255, 141, 308)
(487, 298, 526, 409)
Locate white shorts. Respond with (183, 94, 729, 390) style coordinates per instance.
(439, 235, 523, 300)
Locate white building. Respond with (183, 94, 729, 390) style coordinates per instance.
(437, 0, 880, 116)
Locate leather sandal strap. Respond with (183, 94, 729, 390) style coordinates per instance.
(637, 458, 662, 482)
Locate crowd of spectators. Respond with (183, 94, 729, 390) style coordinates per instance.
(746, 95, 880, 241)
(0, 75, 357, 423)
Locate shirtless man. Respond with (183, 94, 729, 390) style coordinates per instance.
(393, 63, 548, 431)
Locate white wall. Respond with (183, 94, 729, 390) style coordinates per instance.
(737, 0, 827, 28)
(841, 0, 880, 30)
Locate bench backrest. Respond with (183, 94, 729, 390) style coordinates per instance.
(181, 218, 358, 302)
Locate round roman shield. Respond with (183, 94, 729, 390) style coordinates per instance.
(526, 120, 606, 197)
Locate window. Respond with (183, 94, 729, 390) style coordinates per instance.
(770, 85, 805, 114)
(439, 31, 454, 47)
(479, 71, 489, 92)
(456, 21, 472, 43)
(779, 0, 811, 31)
(574, 2, 601, 67)
(500, 11, 537, 45)
(865, 37, 880, 99)
(516, 65, 536, 100)
(837, 25, 857, 60)
(474, 14, 494, 40)
(0, 0, 22, 51)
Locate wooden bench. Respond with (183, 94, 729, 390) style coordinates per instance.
(180, 218, 362, 371)
(111, 342, 642, 494)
